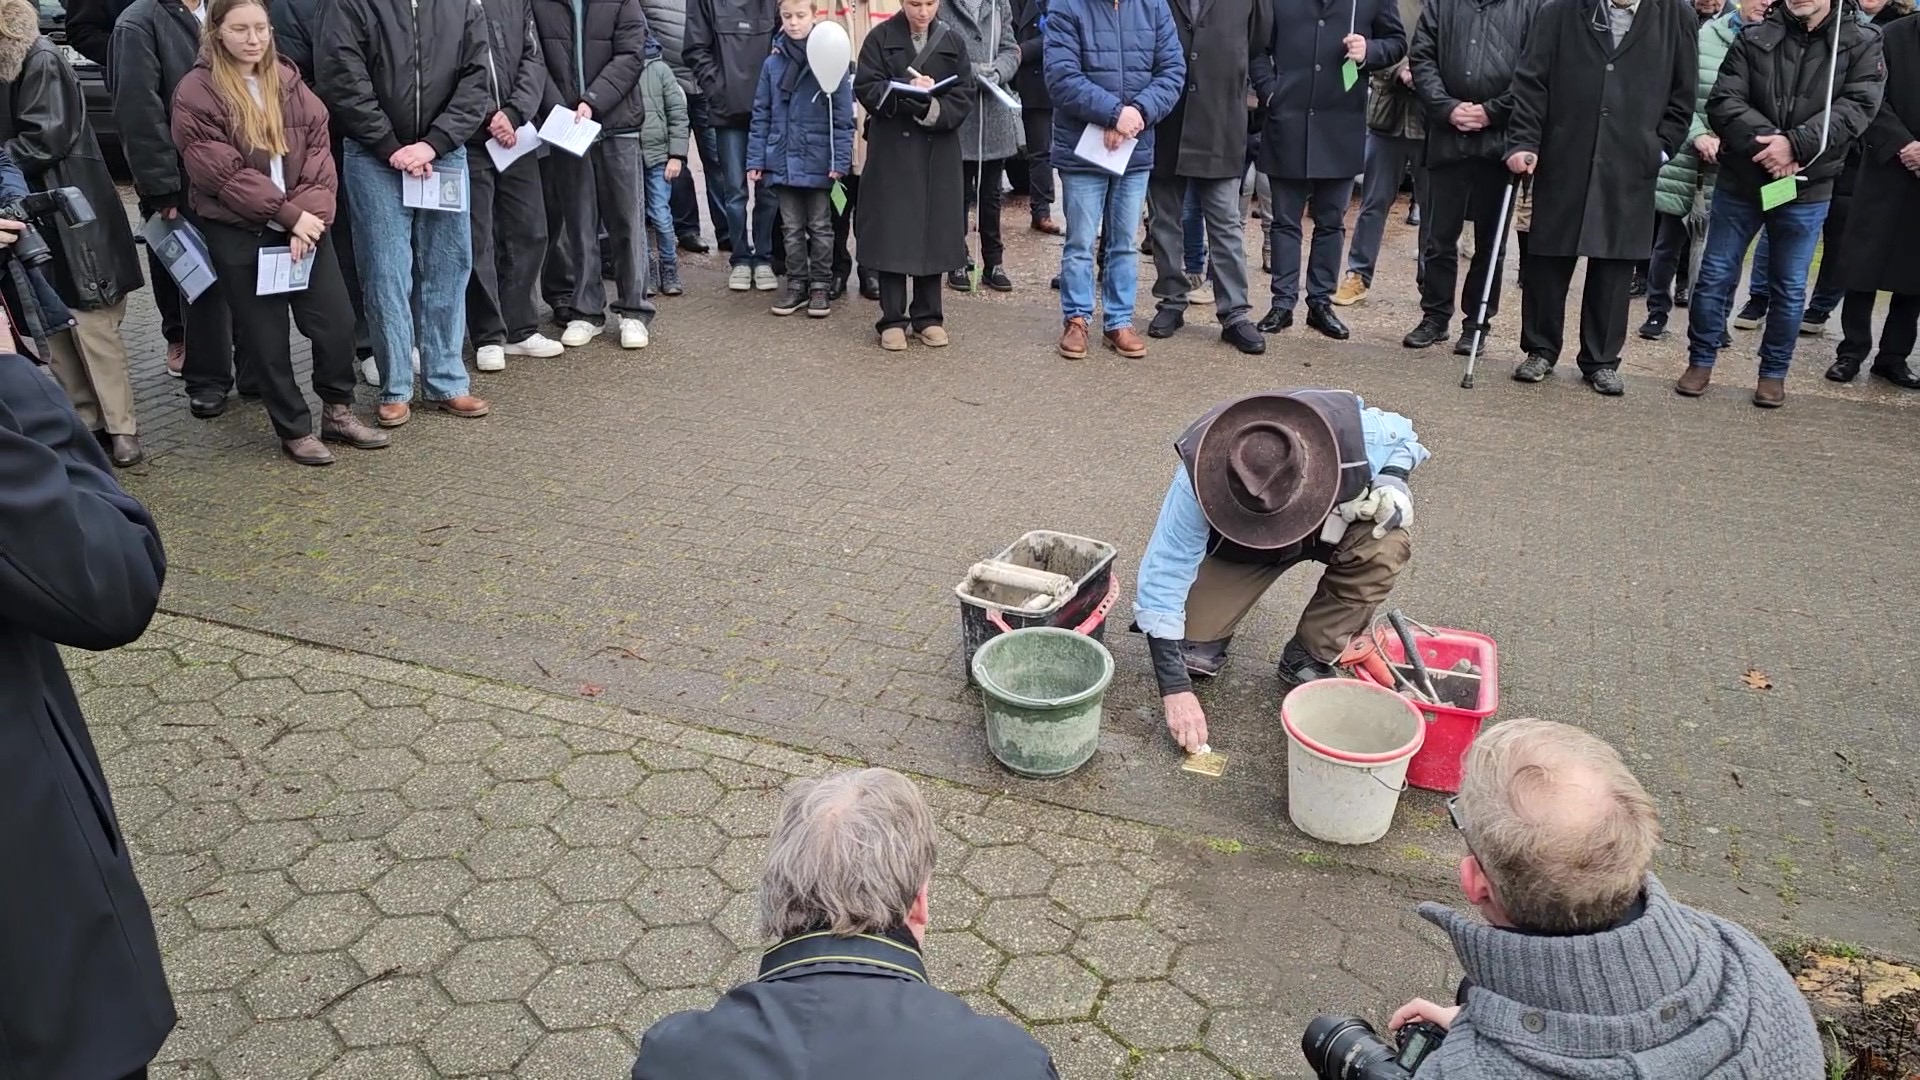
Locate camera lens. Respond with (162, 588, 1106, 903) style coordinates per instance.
(1302, 1015, 1403, 1080)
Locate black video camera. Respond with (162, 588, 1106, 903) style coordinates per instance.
(1302, 1015, 1447, 1080)
(0, 186, 96, 269)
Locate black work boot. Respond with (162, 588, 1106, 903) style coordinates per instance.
(1278, 637, 1340, 686)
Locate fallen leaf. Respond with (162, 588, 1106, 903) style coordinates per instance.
(579, 683, 605, 698)
(1741, 668, 1773, 691)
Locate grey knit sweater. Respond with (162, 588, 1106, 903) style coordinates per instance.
(1416, 876, 1826, 1079)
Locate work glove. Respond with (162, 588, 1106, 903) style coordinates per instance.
(1362, 474, 1412, 538)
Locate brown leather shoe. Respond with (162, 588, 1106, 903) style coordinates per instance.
(433, 394, 491, 418)
(1031, 217, 1064, 236)
(1058, 316, 1090, 360)
(281, 434, 335, 466)
(1104, 325, 1148, 358)
(321, 404, 391, 449)
(916, 325, 950, 347)
(108, 434, 144, 468)
(1752, 376, 1786, 408)
(376, 402, 412, 428)
(1674, 365, 1713, 397)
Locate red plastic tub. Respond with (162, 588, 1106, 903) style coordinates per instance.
(1353, 627, 1498, 793)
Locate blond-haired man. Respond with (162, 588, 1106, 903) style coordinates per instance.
(631, 768, 1057, 1079)
(1389, 719, 1824, 1077)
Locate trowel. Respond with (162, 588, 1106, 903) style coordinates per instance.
(1182, 743, 1227, 778)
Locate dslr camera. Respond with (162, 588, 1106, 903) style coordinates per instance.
(0, 186, 96, 269)
(1302, 1014, 1447, 1080)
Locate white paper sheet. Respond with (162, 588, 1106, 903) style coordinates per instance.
(485, 123, 542, 171)
(140, 213, 217, 302)
(401, 161, 469, 213)
(255, 245, 316, 295)
(980, 76, 1020, 111)
(538, 105, 602, 156)
(886, 73, 956, 96)
(1073, 123, 1136, 176)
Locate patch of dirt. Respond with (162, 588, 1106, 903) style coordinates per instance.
(1796, 950, 1920, 1078)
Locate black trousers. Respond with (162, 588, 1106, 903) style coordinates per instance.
(144, 245, 183, 345)
(1420, 158, 1509, 328)
(876, 272, 943, 332)
(1519, 254, 1635, 374)
(1645, 210, 1693, 319)
(1838, 290, 1920, 365)
(172, 208, 241, 399)
(201, 222, 358, 440)
(777, 185, 833, 286)
(670, 94, 728, 239)
(961, 157, 1007, 268)
(468, 150, 548, 346)
(329, 136, 372, 358)
(1023, 106, 1055, 218)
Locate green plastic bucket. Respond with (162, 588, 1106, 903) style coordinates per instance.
(970, 626, 1114, 778)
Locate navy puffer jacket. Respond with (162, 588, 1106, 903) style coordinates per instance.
(746, 35, 853, 189)
(1042, 0, 1185, 174)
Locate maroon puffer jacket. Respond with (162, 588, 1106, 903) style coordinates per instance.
(170, 57, 336, 229)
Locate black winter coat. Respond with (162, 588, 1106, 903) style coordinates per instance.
(1837, 10, 1920, 294)
(1410, 0, 1544, 167)
(106, 0, 201, 206)
(0, 35, 143, 309)
(1708, 6, 1884, 203)
(316, 0, 492, 158)
(1013, 0, 1049, 106)
(533, 0, 649, 131)
(1506, 0, 1696, 260)
(854, 13, 975, 275)
(1253, 0, 1407, 179)
(1153, 0, 1273, 179)
(0, 351, 173, 1080)
(685, 0, 776, 127)
(270, 0, 322, 83)
(60, 0, 130, 68)
(474, 0, 546, 143)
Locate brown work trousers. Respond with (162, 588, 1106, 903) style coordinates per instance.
(45, 302, 137, 436)
(1185, 524, 1411, 662)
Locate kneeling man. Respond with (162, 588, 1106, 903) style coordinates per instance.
(1134, 390, 1429, 752)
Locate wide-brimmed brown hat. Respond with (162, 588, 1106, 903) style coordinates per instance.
(1191, 394, 1340, 549)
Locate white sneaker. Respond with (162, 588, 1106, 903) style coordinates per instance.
(728, 265, 753, 291)
(560, 320, 601, 347)
(505, 333, 564, 358)
(360, 356, 380, 385)
(753, 265, 779, 291)
(1189, 278, 1216, 306)
(619, 317, 649, 349)
(475, 344, 506, 372)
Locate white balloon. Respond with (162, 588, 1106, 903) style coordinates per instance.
(806, 21, 852, 92)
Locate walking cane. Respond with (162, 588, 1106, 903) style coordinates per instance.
(1460, 176, 1521, 389)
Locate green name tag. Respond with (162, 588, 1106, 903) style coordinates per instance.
(1342, 59, 1360, 92)
(830, 180, 848, 214)
(1759, 175, 1798, 211)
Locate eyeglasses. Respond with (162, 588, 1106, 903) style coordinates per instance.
(219, 24, 272, 39)
(1446, 795, 1478, 859)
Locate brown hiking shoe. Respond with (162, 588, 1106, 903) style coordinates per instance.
(1104, 325, 1147, 358)
(281, 434, 334, 466)
(1674, 365, 1712, 397)
(1752, 376, 1786, 408)
(321, 404, 391, 449)
(1058, 316, 1090, 360)
(1331, 271, 1369, 307)
(376, 402, 412, 428)
(433, 394, 491, 418)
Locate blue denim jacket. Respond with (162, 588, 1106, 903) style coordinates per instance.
(1132, 402, 1429, 641)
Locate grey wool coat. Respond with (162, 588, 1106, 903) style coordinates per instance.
(941, 0, 1021, 161)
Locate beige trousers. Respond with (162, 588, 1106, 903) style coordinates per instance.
(45, 301, 136, 435)
(1185, 524, 1412, 662)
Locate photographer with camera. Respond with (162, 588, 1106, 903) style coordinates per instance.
(0, 0, 148, 467)
(1305, 719, 1825, 1079)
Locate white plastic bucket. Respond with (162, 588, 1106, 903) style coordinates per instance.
(1282, 679, 1426, 845)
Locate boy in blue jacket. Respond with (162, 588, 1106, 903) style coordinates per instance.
(747, 0, 855, 318)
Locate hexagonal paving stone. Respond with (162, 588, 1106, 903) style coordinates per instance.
(165, 755, 251, 803)
(399, 762, 493, 810)
(463, 825, 563, 880)
(385, 808, 485, 860)
(311, 790, 412, 842)
(1098, 980, 1208, 1050)
(558, 754, 646, 798)
(186, 870, 298, 930)
(258, 731, 355, 775)
(711, 891, 760, 948)
(216, 820, 319, 873)
(921, 930, 1003, 994)
(538, 901, 646, 964)
(328, 747, 426, 792)
(348, 915, 463, 975)
(1202, 1008, 1302, 1076)
(709, 836, 766, 892)
(626, 987, 720, 1033)
(706, 788, 779, 837)
(213, 677, 305, 718)
(211, 1018, 339, 1080)
(167, 929, 276, 992)
(976, 897, 1079, 955)
(475, 780, 570, 827)
(90, 648, 180, 686)
(518, 1028, 637, 1080)
(993, 954, 1101, 1022)
(345, 707, 432, 748)
(1048, 862, 1150, 919)
(1133, 1050, 1239, 1079)
(268, 893, 381, 953)
(315, 1045, 435, 1080)
(453, 878, 563, 940)
(631, 817, 727, 868)
(242, 952, 364, 1020)
(1032, 1021, 1130, 1080)
(152, 664, 240, 704)
(1071, 918, 1178, 981)
(529, 962, 645, 1030)
(928, 875, 985, 932)
(959, 845, 1057, 898)
(623, 924, 734, 989)
(137, 799, 247, 858)
(553, 723, 636, 753)
(324, 975, 450, 1048)
(483, 736, 574, 782)
(1028, 830, 1117, 867)
(413, 721, 504, 763)
(627, 866, 729, 927)
(154, 991, 250, 1064)
(422, 1002, 544, 1075)
(290, 840, 395, 894)
(551, 798, 650, 847)
(239, 773, 340, 823)
(631, 771, 724, 816)
(543, 847, 648, 902)
(439, 937, 555, 1003)
(943, 810, 1033, 846)
(369, 859, 478, 915)
(1168, 939, 1289, 1008)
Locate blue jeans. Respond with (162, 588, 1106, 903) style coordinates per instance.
(1060, 169, 1148, 332)
(645, 162, 679, 284)
(1748, 196, 1848, 317)
(1181, 181, 1206, 276)
(1686, 189, 1829, 378)
(343, 141, 472, 404)
(713, 126, 776, 267)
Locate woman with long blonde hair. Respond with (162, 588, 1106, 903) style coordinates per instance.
(170, 0, 387, 464)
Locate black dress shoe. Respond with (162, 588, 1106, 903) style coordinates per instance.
(1221, 321, 1266, 355)
(1826, 356, 1862, 383)
(1147, 309, 1183, 338)
(1673, 284, 1691, 308)
(1049, 275, 1062, 291)
(717, 236, 733, 253)
(1305, 300, 1349, 340)
(109, 434, 144, 467)
(947, 266, 974, 292)
(859, 271, 880, 301)
(677, 233, 710, 254)
(1257, 306, 1293, 333)
(189, 391, 227, 418)
(829, 274, 848, 300)
(981, 265, 1014, 292)
(1871, 360, 1920, 389)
